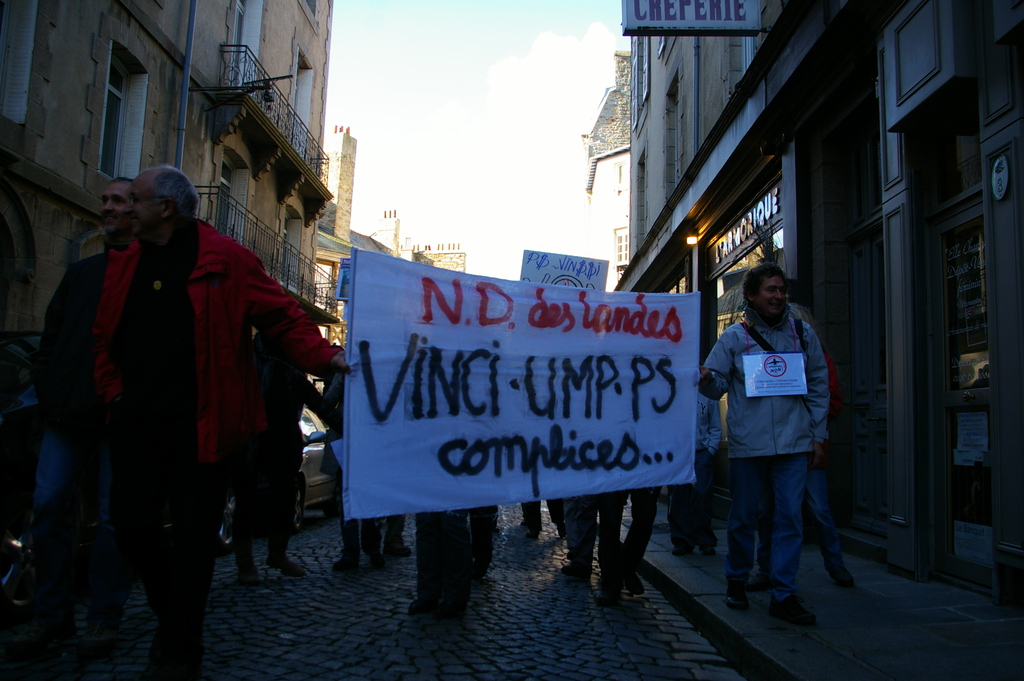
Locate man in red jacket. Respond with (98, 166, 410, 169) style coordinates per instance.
(93, 165, 348, 681)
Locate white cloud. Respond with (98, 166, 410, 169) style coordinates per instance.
(345, 22, 620, 281)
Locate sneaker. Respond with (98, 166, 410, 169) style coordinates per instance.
(828, 565, 855, 588)
(560, 562, 592, 580)
(369, 553, 386, 569)
(725, 580, 749, 610)
(671, 543, 694, 556)
(769, 595, 816, 625)
(78, 624, 118, 660)
(5, 620, 76, 661)
(623, 573, 645, 596)
(699, 545, 717, 556)
(383, 545, 412, 557)
(332, 557, 358, 571)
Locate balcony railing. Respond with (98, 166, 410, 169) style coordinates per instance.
(219, 45, 329, 181)
(197, 186, 338, 319)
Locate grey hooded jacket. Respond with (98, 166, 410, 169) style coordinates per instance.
(698, 305, 829, 459)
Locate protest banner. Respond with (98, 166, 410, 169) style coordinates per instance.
(342, 250, 700, 518)
(520, 249, 609, 289)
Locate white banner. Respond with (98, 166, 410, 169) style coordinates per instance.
(342, 250, 700, 518)
(520, 249, 609, 289)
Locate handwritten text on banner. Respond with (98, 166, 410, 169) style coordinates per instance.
(342, 250, 700, 518)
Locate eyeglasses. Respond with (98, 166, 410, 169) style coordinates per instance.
(127, 193, 167, 206)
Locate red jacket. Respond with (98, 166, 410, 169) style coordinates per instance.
(816, 352, 843, 468)
(93, 220, 339, 463)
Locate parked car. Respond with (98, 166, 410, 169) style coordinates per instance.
(0, 332, 45, 624)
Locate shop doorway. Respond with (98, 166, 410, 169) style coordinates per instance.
(849, 226, 888, 536)
(931, 211, 992, 588)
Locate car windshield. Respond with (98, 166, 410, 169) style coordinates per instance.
(299, 409, 325, 439)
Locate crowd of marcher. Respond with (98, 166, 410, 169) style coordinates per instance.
(4, 167, 852, 680)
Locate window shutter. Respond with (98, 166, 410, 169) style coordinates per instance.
(241, 0, 263, 59)
(118, 73, 148, 177)
(1, 0, 38, 123)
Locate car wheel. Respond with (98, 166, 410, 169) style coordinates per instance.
(323, 472, 341, 518)
(291, 477, 305, 535)
(217, 486, 236, 556)
(0, 492, 35, 624)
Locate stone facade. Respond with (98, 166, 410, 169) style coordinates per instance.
(0, 0, 335, 331)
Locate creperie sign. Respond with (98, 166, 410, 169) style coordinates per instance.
(623, 0, 761, 36)
(715, 186, 780, 264)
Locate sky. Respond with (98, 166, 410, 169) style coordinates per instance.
(324, 0, 631, 280)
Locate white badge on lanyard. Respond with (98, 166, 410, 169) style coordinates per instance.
(743, 351, 808, 397)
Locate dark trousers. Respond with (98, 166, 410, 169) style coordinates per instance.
(597, 487, 661, 594)
(469, 506, 497, 577)
(108, 416, 228, 668)
(232, 426, 302, 539)
(337, 468, 382, 559)
(415, 510, 472, 604)
(522, 499, 565, 533)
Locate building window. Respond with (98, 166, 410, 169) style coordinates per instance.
(239, 0, 263, 58)
(615, 227, 629, 266)
(233, 0, 245, 44)
(634, 153, 647, 251)
(294, 54, 313, 126)
(631, 37, 649, 130)
(0, 0, 38, 124)
(305, 0, 316, 14)
(665, 81, 679, 188)
(99, 50, 148, 178)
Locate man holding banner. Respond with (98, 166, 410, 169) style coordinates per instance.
(698, 262, 829, 626)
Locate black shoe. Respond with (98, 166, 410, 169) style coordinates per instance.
(78, 624, 118, 660)
(671, 543, 694, 556)
(596, 591, 619, 606)
(746, 572, 771, 591)
(769, 595, 816, 625)
(408, 598, 438, 615)
(332, 557, 358, 571)
(725, 580, 749, 610)
(828, 566, 854, 588)
(525, 527, 540, 539)
(699, 545, 717, 556)
(383, 545, 412, 557)
(370, 553, 386, 569)
(433, 600, 467, 619)
(623, 573, 645, 596)
(5, 620, 76, 661)
(560, 563, 592, 580)
(556, 523, 567, 538)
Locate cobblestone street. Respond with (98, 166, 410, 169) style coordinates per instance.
(1, 505, 744, 681)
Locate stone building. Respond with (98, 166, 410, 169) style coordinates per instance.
(582, 50, 631, 290)
(621, 0, 1024, 602)
(1, 0, 336, 331)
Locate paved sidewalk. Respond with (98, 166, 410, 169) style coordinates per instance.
(639, 501, 1024, 681)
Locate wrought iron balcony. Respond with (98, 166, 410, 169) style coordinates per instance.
(197, 186, 338, 321)
(219, 45, 329, 181)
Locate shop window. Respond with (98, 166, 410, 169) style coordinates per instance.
(99, 50, 148, 178)
(0, 0, 37, 124)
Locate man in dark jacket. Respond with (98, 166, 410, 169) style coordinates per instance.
(5, 179, 136, 662)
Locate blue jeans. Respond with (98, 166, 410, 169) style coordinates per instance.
(563, 495, 598, 570)
(32, 424, 133, 627)
(756, 468, 845, 573)
(336, 469, 382, 559)
(668, 447, 716, 549)
(725, 454, 807, 600)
